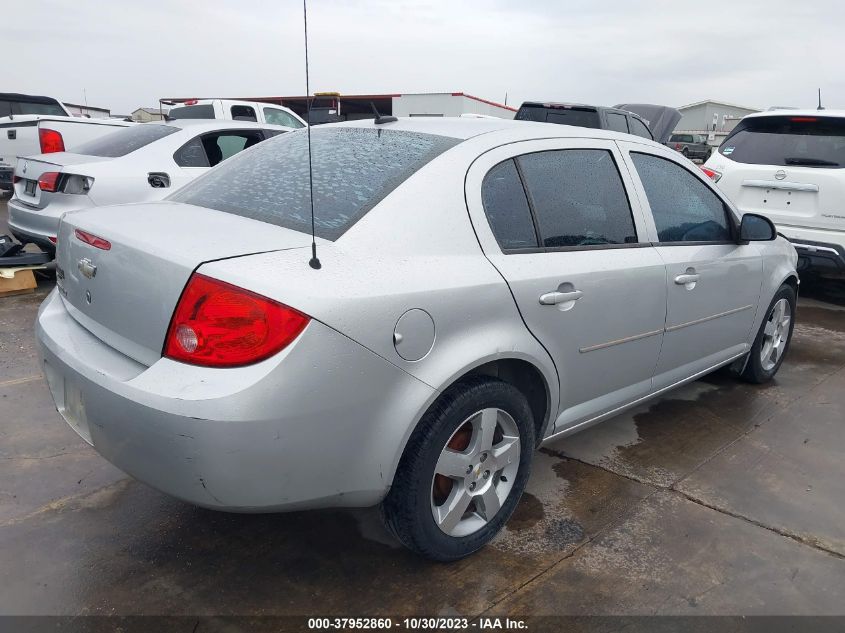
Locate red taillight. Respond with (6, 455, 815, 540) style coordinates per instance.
(700, 166, 722, 182)
(48, 236, 58, 245)
(39, 128, 65, 153)
(74, 229, 111, 250)
(38, 172, 61, 192)
(790, 117, 817, 123)
(163, 274, 310, 368)
(184, 99, 198, 105)
(12, 175, 21, 184)
(674, 143, 681, 150)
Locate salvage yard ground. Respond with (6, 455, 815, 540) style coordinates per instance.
(1, 198, 844, 618)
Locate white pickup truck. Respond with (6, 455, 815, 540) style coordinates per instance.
(166, 99, 307, 128)
(0, 93, 131, 192)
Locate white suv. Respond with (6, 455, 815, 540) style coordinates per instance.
(703, 110, 845, 276)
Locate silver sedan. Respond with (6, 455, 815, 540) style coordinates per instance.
(36, 118, 798, 560)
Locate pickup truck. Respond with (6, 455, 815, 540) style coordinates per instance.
(166, 99, 307, 128)
(0, 93, 131, 192)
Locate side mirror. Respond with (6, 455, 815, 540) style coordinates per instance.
(739, 213, 776, 242)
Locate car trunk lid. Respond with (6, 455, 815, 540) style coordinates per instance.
(14, 154, 109, 209)
(56, 201, 311, 366)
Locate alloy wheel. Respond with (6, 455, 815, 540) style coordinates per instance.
(430, 408, 521, 537)
(760, 298, 791, 371)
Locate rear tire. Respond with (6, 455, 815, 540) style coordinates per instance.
(382, 377, 535, 561)
(740, 284, 796, 383)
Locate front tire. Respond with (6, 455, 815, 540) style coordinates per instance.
(382, 377, 535, 561)
(741, 284, 796, 383)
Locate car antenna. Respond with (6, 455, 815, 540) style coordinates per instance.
(303, 0, 321, 269)
(371, 102, 398, 125)
(817, 88, 825, 111)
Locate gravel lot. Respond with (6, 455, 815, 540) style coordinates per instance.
(1, 197, 844, 621)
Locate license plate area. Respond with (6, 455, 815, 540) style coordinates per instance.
(24, 179, 36, 196)
(44, 359, 93, 445)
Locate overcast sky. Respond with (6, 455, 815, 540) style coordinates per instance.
(11, 0, 845, 114)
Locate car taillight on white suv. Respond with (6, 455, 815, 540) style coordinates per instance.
(163, 274, 310, 368)
(700, 166, 722, 182)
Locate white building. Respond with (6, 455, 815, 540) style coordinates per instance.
(675, 99, 761, 145)
(64, 102, 110, 119)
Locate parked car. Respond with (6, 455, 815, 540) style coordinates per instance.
(36, 118, 797, 561)
(667, 132, 712, 160)
(703, 110, 845, 276)
(8, 120, 290, 254)
(515, 102, 680, 142)
(0, 93, 132, 192)
(167, 99, 307, 129)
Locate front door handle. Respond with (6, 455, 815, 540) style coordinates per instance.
(539, 290, 583, 305)
(674, 274, 700, 285)
(674, 268, 700, 290)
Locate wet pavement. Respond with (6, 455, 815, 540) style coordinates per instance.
(1, 199, 844, 618)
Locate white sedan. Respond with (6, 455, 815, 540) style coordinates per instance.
(7, 119, 291, 253)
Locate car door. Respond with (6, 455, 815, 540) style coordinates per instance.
(619, 141, 763, 388)
(465, 138, 668, 431)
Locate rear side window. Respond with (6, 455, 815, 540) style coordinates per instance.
(516, 149, 637, 248)
(481, 160, 538, 250)
(263, 108, 304, 128)
(606, 113, 629, 133)
(170, 127, 460, 241)
(629, 118, 653, 139)
(720, 116, 845, 168)
(72, 124, 179, 157)
(516, 105, 601, 129)
(168, 104, 215, 120)
(175, 131, 266, 167)
(231, 105, 257, 122)
(631, 152, 732, 243)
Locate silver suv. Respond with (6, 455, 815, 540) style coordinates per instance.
(36, 118, 798, 560)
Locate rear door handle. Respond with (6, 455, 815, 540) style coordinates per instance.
(539, 290, 583, 305)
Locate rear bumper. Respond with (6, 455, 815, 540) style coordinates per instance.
(776, 225, 845, 274)
(7, 198, 60, 253)
(36, 289, 435, 511)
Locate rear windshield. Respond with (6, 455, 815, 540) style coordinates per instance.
(0, 98, 66, 117)
(516, 105, 601, 129)
(720, 116, 845, 168)
(168, 104, 216, 120)
(170, 127, 460, 241)
(72, 124, 180, 157)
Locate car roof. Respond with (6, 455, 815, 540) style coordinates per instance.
(323, 116, 665, 147)
(744, 109, 845, 120)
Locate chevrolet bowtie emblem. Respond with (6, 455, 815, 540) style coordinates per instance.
(78, 258, 97, 279)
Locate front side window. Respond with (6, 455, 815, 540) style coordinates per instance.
(263, 108, 304, 128)
(481, 159, 538, 250)
(631, 152, 732, 243)
(171, 127, 459, 241)
(516, 149, 637, 248)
